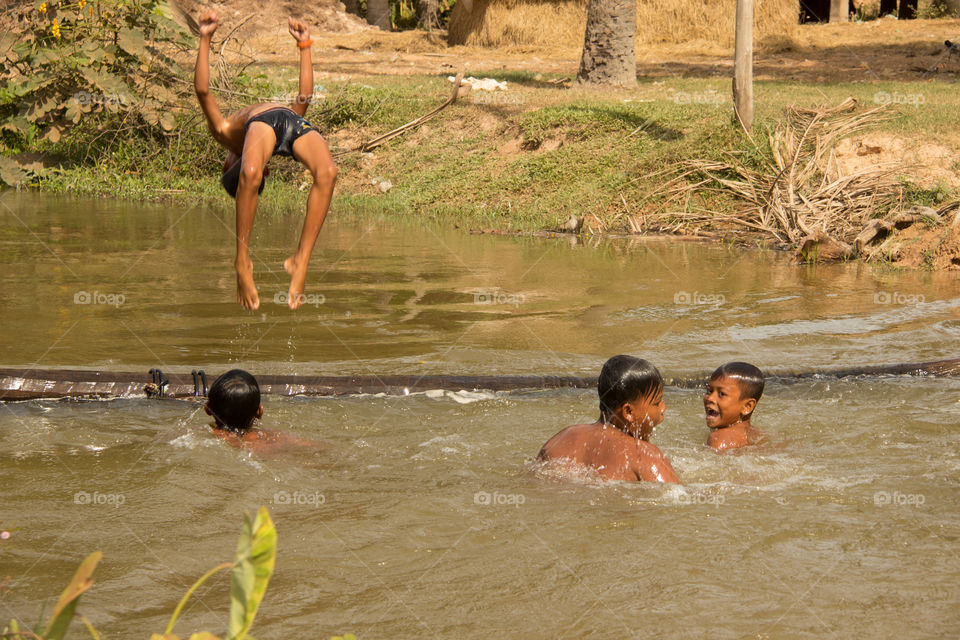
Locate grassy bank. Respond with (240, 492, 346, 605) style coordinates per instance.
(11, 70, 960, 235)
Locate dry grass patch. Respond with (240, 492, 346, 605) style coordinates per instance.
(448, 0, 797, 48)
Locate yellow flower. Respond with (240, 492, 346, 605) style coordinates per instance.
(78, 0, 85, 7)
(39, 2, 47, 13)
(51, 18, 60, 38)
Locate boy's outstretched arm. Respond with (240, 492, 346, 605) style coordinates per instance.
(195, 10, 227, 142)
(288, 17, 313, 117)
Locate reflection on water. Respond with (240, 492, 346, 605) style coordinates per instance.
(1, 193, 959, 638)
(1, 192, 958, 375)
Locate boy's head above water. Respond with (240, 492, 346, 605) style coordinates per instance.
(536, 354, 678, 483)
(703, 361, 764, 430)
(598, 354, 665, 439)
(220, 155, 266, 199)
(205, 369, 263, 432)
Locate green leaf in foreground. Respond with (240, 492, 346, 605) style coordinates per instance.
(162, 562, 232, 637)
(227, 507, 276, 640)
(42, 551, 101, 640)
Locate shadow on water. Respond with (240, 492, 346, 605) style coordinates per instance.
(0, 192, 958, 375)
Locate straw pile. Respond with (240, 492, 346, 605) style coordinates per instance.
(448, 0, 798, 48)
(646, 98, 915, 258)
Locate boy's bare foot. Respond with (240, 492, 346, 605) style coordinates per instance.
(283, 255, 308, 310)
(236, 258, 260, 310)
(283, 255, 298, 277)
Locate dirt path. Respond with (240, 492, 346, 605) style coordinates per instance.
(227, 18, 960, 83)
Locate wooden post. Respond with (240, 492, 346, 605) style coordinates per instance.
(733, 0, 754, 133)
(830, 0, 849, 21)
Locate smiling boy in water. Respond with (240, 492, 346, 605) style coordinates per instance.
(205, 369, 315, 452)
(537, 355, 679, 483)
(703, 362, 766, 452)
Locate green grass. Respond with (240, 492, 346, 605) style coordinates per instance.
(6, 71, 959, 232)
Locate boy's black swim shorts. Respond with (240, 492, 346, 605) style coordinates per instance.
(246, 107, 318, 157)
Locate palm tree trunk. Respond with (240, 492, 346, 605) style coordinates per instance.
(576, 0, 636, 87)
(417, 0, 440, 29)
(367, 0, 392, 30)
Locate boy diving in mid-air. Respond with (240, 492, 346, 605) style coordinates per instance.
(194, 10, 337, 310)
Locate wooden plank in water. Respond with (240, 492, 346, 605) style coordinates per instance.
(1, 358, 958, 401)
(0, 368, 597, 401)
(668, 357, 960, 388)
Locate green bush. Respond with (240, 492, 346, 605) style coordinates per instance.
(0, 0, 191, 184)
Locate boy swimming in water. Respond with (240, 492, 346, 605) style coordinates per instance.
(703, 362, 765, 452)
(194, 10, 337, 310)
(204, 369, 314, 451)
(537, 355, 679, 483)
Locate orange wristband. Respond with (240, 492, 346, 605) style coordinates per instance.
(297, 39, 313, 49)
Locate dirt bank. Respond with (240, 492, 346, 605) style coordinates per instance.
(33, 8, 960, 270)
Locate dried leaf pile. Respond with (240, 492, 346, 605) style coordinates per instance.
(649, 98, 936, 259)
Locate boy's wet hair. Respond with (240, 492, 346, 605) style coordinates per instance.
(597, 355, 663, 419)
(711, 361, 765, 402)
(207, 369, 260, 431)
(221, 160, 266, 199)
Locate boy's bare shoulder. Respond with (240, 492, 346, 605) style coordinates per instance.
(248, 428, 323, 452)
(554, 422, 603, 440)
(537, 423, 677, 483)
(538, 423, 600, 458)
(630, 439, 678, 482)
(212, 426, 320, 453)
(708, 425, 766, 452)
(541, 423, 656, 457)
(632, 438, 667, 457)
(540, 423, 662, 456)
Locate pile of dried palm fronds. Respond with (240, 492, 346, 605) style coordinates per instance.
(648, 98, 917, 258)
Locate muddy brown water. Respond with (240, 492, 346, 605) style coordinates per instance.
(1, 193, 958, 638)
